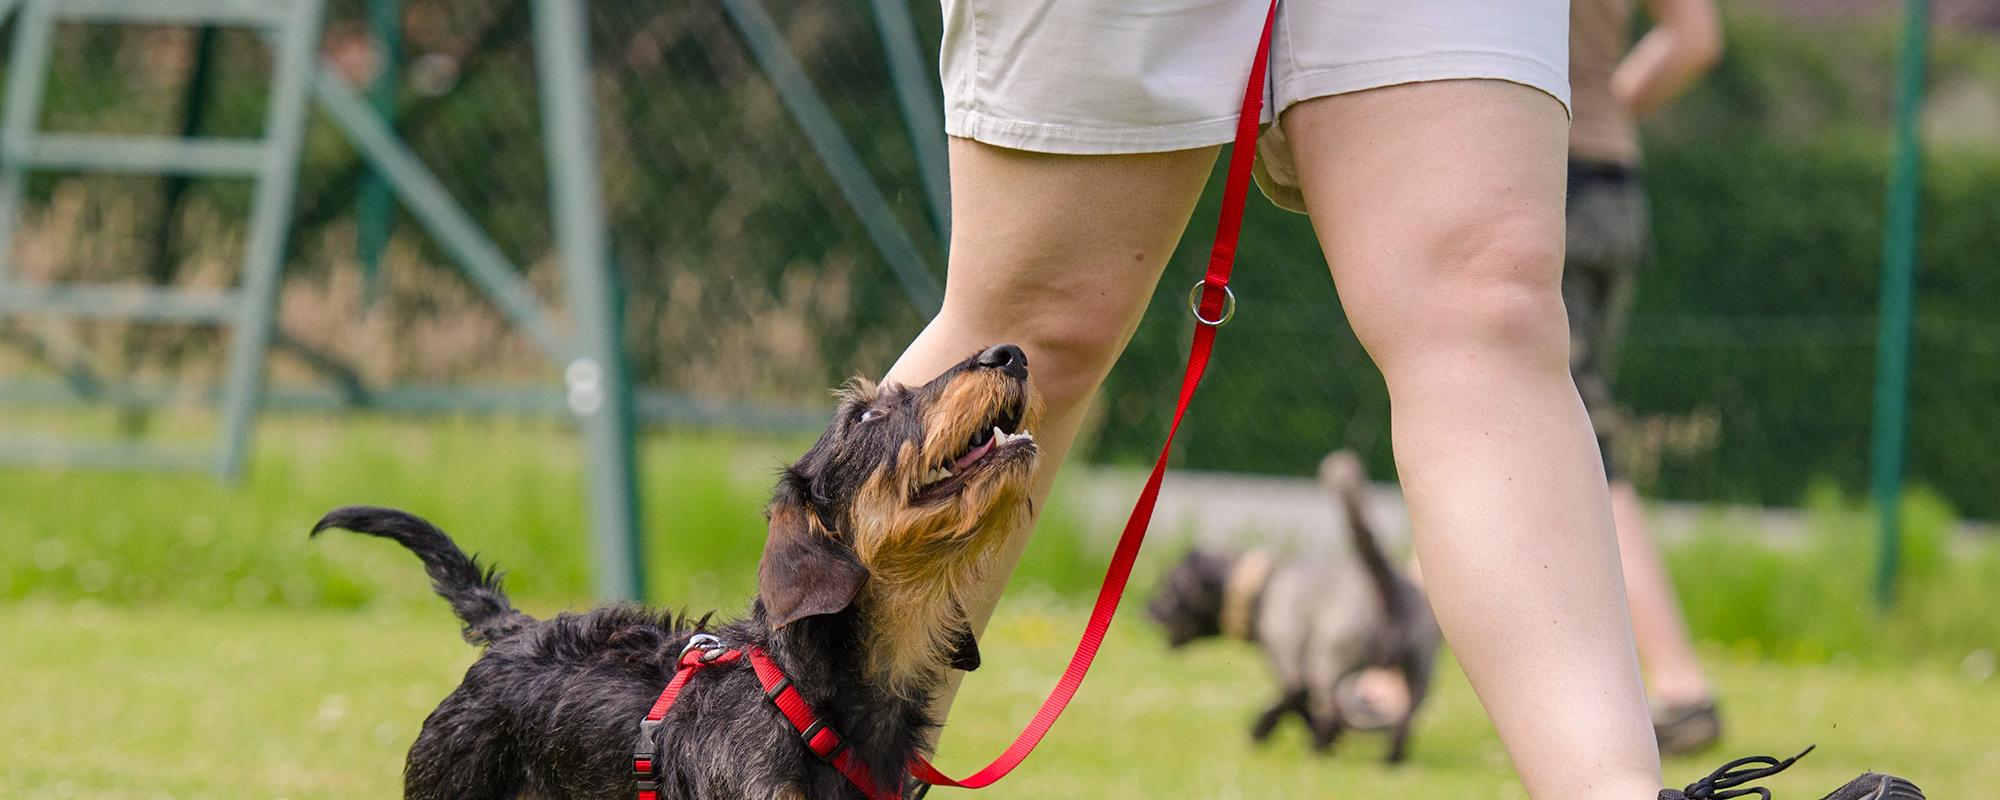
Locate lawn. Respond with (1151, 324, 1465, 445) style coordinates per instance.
(5, 598, 1995, 799)
(3, 415, 1996, 797)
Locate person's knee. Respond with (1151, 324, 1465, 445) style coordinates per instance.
(936, 272, 1146, 411)
(1350, 210, 1569, 379)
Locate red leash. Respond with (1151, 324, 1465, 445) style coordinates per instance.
(636, 4, 1275, 795)
(909, 0, 1276, 789)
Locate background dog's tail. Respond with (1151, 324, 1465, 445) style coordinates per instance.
(1320, 451, 1405, 616)
(311, 506, 532, 644)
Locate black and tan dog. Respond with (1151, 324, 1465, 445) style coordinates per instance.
(314, 344, 1042, 800)
(1147, 451, 1440, 763)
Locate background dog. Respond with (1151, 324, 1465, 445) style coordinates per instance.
(1147, 450, 1440, 763)
(314, 344, 1041, 800)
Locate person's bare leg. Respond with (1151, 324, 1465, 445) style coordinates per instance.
(1611, 480, 1713, 707)
(883, 138, 1218, 718)
(1285, 80, 1661, 798)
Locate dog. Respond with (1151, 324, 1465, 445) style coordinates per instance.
(1146, 450, 1440, 763)
(313, 343, 1043, 800)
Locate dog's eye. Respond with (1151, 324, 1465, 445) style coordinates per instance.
(858, 408, 886, 423)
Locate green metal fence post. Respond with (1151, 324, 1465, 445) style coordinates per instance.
(1869, 0, 1930, 609)
(216, 0, 327, 478)
(0, 0, 59, 290)
(867, 0, 949, 244)
(533, 0, 647, 602)
(357, 0, 402, 302)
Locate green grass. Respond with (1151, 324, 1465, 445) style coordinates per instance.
(5, 598, 1995, 799)
(8, 415, 1999, 672)
(0, 415, 1116, 614)
(3, 414, 1998, 796)
(1668, 484, 2000, 666)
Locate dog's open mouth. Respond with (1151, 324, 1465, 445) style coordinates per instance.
(915, 397, 1033, 500)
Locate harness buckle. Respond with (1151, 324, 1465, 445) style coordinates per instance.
(634, 717, 662, 777)
(633, 721, 660, 797)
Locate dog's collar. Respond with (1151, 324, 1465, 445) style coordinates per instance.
(1219, 549, 1277, 641)
(633, 636, 920, 800)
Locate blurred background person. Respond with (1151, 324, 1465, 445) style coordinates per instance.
(1567, 0, 1726, 756)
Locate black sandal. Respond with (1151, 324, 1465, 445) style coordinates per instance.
(1654, 697, 1723, 756)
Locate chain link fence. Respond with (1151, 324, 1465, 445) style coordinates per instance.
(1, 3, 1997, 518)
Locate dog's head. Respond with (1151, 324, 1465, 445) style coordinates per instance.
(757, 344, 1043, 691)
(1146, 548, 1236, 648)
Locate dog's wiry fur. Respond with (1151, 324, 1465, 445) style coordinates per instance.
(315, 345, 1042, 799)
(1146, 451, 1441, 763)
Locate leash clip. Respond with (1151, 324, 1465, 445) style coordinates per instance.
(680, 632, 724, 661)
(1187, 280, 1237, 327)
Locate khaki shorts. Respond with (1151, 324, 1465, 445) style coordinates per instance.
(1562, 162, 1650, 477)
(940, 0, 1572, 212)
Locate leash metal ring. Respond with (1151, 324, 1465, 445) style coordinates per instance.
(1187, 281, 1237, 327)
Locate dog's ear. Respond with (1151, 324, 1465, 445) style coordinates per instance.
(758, 494, 867, 630)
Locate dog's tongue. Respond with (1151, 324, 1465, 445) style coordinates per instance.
(953, 434, 995, 471)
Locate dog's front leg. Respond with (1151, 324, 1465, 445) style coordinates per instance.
(1385, 651, 1436, 765)
(1305, 688, 1347, 754)
(1250, 687, 1308, 743)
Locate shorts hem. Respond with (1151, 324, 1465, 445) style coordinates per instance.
(943, 109, 1241, 155)
(1273, 51, 1573, 117)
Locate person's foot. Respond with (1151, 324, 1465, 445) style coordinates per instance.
(1657, 747, 1923, 799)
(1653, 697, 1723, 756)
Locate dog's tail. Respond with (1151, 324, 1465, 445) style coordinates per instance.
(312, 506, 532, 645)
(1319, 451, 1405, 618)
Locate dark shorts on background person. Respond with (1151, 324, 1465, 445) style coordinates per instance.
(1563, 160, 1649, 478)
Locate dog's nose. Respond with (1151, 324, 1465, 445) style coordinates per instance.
(975, 344, 1027, 379)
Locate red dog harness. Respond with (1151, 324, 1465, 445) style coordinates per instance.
(636, 1, 1275, 795)
(634, 635, 902, 800)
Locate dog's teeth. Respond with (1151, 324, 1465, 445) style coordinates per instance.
(923, 467, 953, 485)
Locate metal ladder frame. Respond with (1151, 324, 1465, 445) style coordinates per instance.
(0, 0, 325, 476)
(0, 0, 646, 601)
